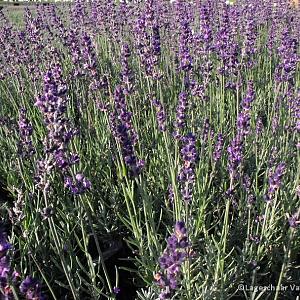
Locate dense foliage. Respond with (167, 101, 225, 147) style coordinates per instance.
(0, 0, 299, 299)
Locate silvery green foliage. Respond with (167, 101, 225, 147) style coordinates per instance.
(136, 287, 158, 300)
(0, 0, 299, 299)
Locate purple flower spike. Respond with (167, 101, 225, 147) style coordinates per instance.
(155, 221, 190, 299)
(237, 81, 255, 137)
(0, 228, 11, 258)
(110, 86, 144, 177)
(173, 92, 188, 139)
(288, 213, 299, 228)
(152, 98, 167, 132)
(256, 117, 264, 135)
(167, 184, 174, 205)
(34, 64, 83, 192)
(242, 4, 258, 68)
(227, 134, 244, 182)
(215, 4, 240, 82)
(265, 162, 286, 202)
(275, 26, 298, 86)
(134, 2, 161, 80)
(178, 133, 198, 203)
(17, 108, 36, 159)
(175, 1, 193, 74)
(64, 173, 91, 195)
(213, 133, 224, 162)
(0, 225, 13, 298)
(121, 44, 134, 95)
(20, 276, 45, 300)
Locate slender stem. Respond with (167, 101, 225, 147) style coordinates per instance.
(43, 187, 78, 299)
(31, 253, 58, 300)
(81, 196, 113, 296)
(274, 228, 294, 300)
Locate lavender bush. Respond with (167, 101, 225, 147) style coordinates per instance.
(0, 0, 299, 299)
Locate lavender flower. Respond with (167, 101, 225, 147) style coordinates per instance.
(81, 32, 102, 91)
(196, 2, 213, 89)
(237, 81, 255, 136)
(152, 23, 161, 58)
(275, 26, 298, 86)
(288, 212, 300, 228)
(155, 221, 190, 299)
(64, 28, 84, 78)
(178, 19, 192, 73)
(70, 0, 86, 26)
(247, 194, 256, 206)
(174, 0, 193, 76)
(268, 146, 278, 167)
(249, 234, 261, 244)
(35, 65, 89, 195)
(241, 81, 255, 111)
(110, 86, 144, 176)
(256, 117, 264, 135)
(227, 82, 255, 183)
(134, 3, 161, 80)
(0, 225, 13, 299)
(227, 134, 243, 182)
(35, 66, 67, 126)
(242, 174, 251, 192)
(213, 133, 224, 162)
(265, 162, 286, 202)
(199, 3, 213, 53)
(167, 184, 174, 204)
(120, 44, 134, 95)
(152, 98, 166, 132)
(20, 276, 45, 300)
(113, 85, 136, 138)
(116, 123, 144, 176)
(0, 227, 11, 257)
(64, 173, 92, 195)
(190, 80, 206, 101)
(242, 4, 258, 67)
(267, 22, 276, 55)
(202, 118, 211, 144)
(215, 4, 240, 82)
(8, 188, 25, 224)
(173, 92, 188, 139)
(296, 185, 300, 197)
(271, 115, 279, 134)
(17, 108, 35, 159)
(178, 133, 198, 203)
(0, 256, 12, 299)
(237, 111, 251, 137)
(113, 286, 120, 295)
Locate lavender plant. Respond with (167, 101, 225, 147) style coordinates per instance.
(0, 0, 299, 299)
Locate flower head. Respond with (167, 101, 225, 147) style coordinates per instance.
(20, 276, 45, 300)
(265, 162, 286, 202)
(64, 173, 91, 195)
(155, 221, 190, 299)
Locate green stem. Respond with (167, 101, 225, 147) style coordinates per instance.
(274, 229, 294, 300)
